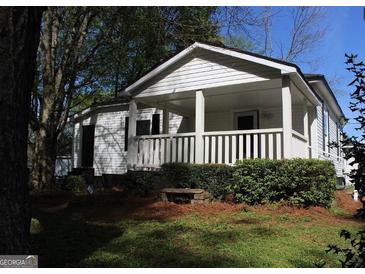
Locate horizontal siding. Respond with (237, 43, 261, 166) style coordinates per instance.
(136, 49, 280, 96)
(72, 107, 186, 175)
(73, 122, 81, 168)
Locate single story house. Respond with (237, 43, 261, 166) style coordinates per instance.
(72, 42, 347, 182)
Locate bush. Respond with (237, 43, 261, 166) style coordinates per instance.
(161, 163, 234, 199)
(231, 158, 337, 207)
(118, 171, 155, 197)
(65, 175, 87, 193)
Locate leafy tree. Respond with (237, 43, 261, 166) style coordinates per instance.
(29, 7, 103, 189)
(0, 7, 43, 253)
(318, 54, 365, 268)
(343, 54, 365, 211)
(30, 7, 220, 189)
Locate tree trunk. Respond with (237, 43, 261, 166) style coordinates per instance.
(31, 128, 57, 190)
(0, 7, 42, 254)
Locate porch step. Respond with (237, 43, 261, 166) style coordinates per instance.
(160, 188, 211, 204)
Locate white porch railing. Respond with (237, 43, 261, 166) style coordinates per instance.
(135, 128, 289, 168)
(135, 132, 196, 168)
(203, 128, 283, 164)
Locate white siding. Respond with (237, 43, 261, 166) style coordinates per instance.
(72, 107, 186, 175)
(315, 101, 344, 177)
(73, 122, 81, 168)
(135, 49, 281, 97)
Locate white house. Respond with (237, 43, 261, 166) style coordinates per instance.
(72, 42, 347, 181)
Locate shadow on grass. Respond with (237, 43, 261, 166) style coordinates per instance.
(30, 192, 363, 267)
(30, 194, 246, 267)
(76, 221, 256, 267)
(31, 209, 123, 267)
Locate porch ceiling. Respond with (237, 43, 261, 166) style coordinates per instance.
(137, 79, 305, 117)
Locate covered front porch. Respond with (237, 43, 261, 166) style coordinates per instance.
(127, 77, 319, 169)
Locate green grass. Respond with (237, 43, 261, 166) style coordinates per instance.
(30, 193, 364, 267)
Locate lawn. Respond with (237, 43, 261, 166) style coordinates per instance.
(30, 190, 364, 267)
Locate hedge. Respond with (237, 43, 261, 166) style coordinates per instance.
(117, 171, 155, 196)
(161, 159, 337, 207)
(231, 158, 337, 207)
(161, 163, 234, 199)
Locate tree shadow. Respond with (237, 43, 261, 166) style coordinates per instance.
(31, 207, 123, 267)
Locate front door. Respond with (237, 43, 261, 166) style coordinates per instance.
(235, 111, 258, 130)
(234, 111, 258, 159)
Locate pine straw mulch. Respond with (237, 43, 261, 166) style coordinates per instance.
(32, 189, 364, 226)
(82, 190, 364, 226)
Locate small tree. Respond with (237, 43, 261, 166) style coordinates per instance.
(318, 54, 365, 268)
(326, 230, 365, 268)
(343, 54, 365, 211)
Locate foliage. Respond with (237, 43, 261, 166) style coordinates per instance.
(161, 163, 234, 199)
(119, 171, 155, 197)
(343, 54, 365, 201)
(30, 7, 220, 189)
(326, 229, 365, 268)
(231, 159, 337, 207)
(30, 218, 43, 234)
(65, 175, 87, 193)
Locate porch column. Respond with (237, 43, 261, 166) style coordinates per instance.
(195, 90, 205, 163)
(309, 106, 319, 159)
(282, 76, 292, 159)
(162, 109, 169, 134)
(303, 101, 309, 158)
(127, 99, 138, 169)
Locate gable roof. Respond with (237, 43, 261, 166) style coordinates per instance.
(116, 42, 343, 122)
(123, 42, 298, 95)
(305, 74, 346, 122)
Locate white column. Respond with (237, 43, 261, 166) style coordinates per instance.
(127, 99, 138, 169)
(282, 76, 292, 159)
(303, 101, 309, 158)
(309, 106, 319, 159)
(195, 90, 205, 164)
(162, 109, 169, 134)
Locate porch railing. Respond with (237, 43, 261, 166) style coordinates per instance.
(203, 128, 283, 164)
(135, 132, 196, 168)
(134, 128, 286, 168)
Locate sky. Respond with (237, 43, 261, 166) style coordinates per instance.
(227, 6, 364, 137)
(295, 6, 365, 138)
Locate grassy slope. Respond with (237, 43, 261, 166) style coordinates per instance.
(30, 191, 364, 267)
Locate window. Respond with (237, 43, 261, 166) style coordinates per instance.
(336, 123, 341, 157)
(323, 106, 329, 153)
(152, 114, 160, 135)
(136, 120, 151, 136)
(124, 117, 129, 151)
(124, 118, 151, 151)
(323, 107, 329, 136)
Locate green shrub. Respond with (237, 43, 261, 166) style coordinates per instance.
(161, 163, 234, 199)
(119, 171, 155, 196)
(65, 175, 87, 193)
(231, 158, 337, 207)
(30, 218, 42, 234)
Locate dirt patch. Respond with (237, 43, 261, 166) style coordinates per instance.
(335, 190, 362, 214)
